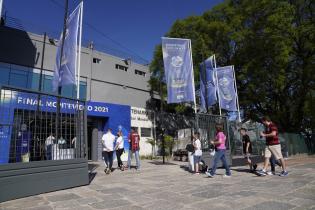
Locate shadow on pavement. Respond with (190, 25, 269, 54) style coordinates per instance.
(88, 163, 99, 184)
(89, 172, 97, 184)
(232, 155, 264, 167)
(148, 161, 178, 165)
(88, 163, 99, 172)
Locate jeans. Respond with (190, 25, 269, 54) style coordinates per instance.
(103, 151, 113, 170)
(46, 145, 52, 160)
(116, 148, 124, 168)
(128, 150, 140, 169)
(210, 149, 231, 176)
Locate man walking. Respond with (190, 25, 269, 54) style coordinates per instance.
(257, 116, 288, 177)
(101, 128, 115, 174)
(240, 128, 257, 172)
(127, 128, 140, 170)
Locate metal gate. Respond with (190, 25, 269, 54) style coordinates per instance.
(0, 85, 88, 202)
(155, 112, 231, 167)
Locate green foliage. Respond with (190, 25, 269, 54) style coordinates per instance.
(149, 0, 315, 132)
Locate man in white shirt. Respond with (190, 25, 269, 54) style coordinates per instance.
(101, 128, 115, 174)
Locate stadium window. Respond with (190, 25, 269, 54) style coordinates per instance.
(93, 58, 101, 64)
(135, 69, 146, 77)
(141, 127, 151, 137)
(115, 64, 128, 71)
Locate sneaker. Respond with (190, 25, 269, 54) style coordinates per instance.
(279, 171, 288, 177)
(256, 169, 267, 176)
(223, 174, 231, 178)
(205, 171, 213, 177)
(195, 172, 200, 175)
(267, 171, 276, 175)
(104, 167, 108, 173)
(106, 168, 111, 174)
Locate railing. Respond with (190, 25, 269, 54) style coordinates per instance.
(0, 85, 87, 164)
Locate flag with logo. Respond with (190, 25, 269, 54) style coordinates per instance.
(52, 2, 83, 92)
(199, 55, 217, 111)
(216, 66, 237, 111)
(161, 37, 195, 104)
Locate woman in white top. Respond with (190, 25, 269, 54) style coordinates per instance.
(193, 132, 202, 174)
(115, 131, 125, 171)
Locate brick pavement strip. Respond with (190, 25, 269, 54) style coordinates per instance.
(0, 156, 314, 210)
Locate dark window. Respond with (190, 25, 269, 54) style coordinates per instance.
(115, 64, 128, 71)
(42, 74, 53, 93)
(135, 69, 146, 77)
(93, 58, 101, 64)
(131, 127, 138, 133)
(10, 68, 29, 88)
(79, 81, 87, 100)
(141, 127, 151, 137)
(28, 71, 40, 90)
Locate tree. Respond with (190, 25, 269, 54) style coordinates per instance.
(149, 0, 315, 132)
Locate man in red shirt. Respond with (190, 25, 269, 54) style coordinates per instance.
(257, 116, 288, 176)
(127, 128, 140, 170)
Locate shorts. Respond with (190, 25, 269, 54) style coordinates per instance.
(264, 144, 283, 160)
(194, 155, 201, 164)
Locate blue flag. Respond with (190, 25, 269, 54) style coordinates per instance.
(52, 2, 82, 92)
(199, 56, 217, 111)
(216, 66, 237, 111)
(161, 37, 195, 104)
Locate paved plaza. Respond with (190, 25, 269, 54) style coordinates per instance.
(1, 156, 315, 210)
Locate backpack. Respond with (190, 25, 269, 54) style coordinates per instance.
(186, 143, 194, 153)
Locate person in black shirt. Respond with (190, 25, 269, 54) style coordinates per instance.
(240, 128, 257, 172)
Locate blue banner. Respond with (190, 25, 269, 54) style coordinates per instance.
(52, 3, 82, 92)
(200, 56, 217, 111)
(162, 37, 195, 104)
(216, 66, 237, 111)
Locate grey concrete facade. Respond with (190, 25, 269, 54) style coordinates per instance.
(0, 26, 153, 108)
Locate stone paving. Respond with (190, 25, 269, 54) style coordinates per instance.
(1, 156, 315, 210)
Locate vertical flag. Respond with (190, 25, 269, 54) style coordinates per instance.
(216, 66, 237, 111)
(0, 0, 3, 19)
(161, 37, 195, 104)
(52, 2, 83, 92)
(199, 55, 217, 112)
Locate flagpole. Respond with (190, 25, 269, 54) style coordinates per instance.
(214, 54, 222, 115)
(202, 54, 208, 113)
(232, 65, 241, 122)
(76, 1, 83, 100)
(189, 40, 197, 114)
(0, 0, 3, 19)
(56, 0, 68, 147)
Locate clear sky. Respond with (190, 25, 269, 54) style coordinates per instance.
(3, 0, 223, 63)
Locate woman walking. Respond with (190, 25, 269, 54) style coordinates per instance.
(206, 123, 231, 178)
(115, 131, 125, 171)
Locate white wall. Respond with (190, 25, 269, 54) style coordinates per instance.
(131, 107, 154, 156)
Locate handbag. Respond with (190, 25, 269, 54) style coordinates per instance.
(209, 144, 216, 157)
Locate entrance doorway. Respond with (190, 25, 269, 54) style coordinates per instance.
(87, 117, 107, 161)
